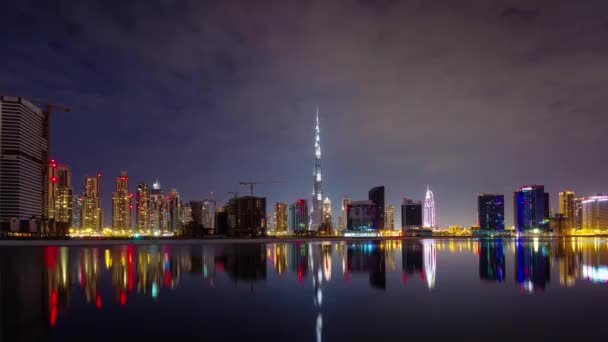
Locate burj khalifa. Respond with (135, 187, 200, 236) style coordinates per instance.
(310, 108, 323, 231)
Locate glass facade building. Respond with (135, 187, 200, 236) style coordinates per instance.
(346, 200, 377, 232)
(477, 194, 504, 231)
(514, 185, 549, 232)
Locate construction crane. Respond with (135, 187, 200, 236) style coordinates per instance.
(239, 181, 285, 197)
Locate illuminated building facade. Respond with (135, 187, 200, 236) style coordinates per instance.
(514, 185, 549, 232)
(72, 196, 83, 228)
(166, 189, 181, 233)
(149, 180, 164, 232)
(582, 195, 608, 231)
(574, 197, 584, 229)
(135, 183, 150, 231)
(274, 202, 287, 233)
(0, 96, 48, 230)
(401, 198, 423, 230)
(82, 175, 102, 231)
(47, 161, 73, 226)
(559, 190, 575, 228)
(111, 171, 131, 230)
(477, 194, 504, 230)
(322, 197, 332, 233)
(310, 109, 323, 231)
(385, 205, 395, 230)
(339, 195, 350, 232)
(423, 186, 436, 228)
(289, 199, 309, 233)
(346, 200, 378, 234)
(368, 186, 385, 230)
(181, 202, 192, 225)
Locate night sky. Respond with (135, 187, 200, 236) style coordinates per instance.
(2, 0, 608, 227)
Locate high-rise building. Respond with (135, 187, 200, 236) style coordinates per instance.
(401, 198, 423, 231)
(112, 171, 131, 230)
(346, 200, 378, 232)
(340, 196, 350, 232)
(477, 194, 504, 231)
(289, 199, 309, 233)
(582, 195, 608, 231)
(322, 197, 332, 231)
(574, 197, 584, 230)
(181, 202, 192, 226)
(369, 186, 385, 230)
(423, 186, 436, 228)
(225, 196, 266, 236)
(149, 179, 164, 232)
(0, 96, 49, 230)
(166, 189, 181, 233)
(514, 185, 549, 232)
(82, 175, 102, 231)
(190, 201, 204, 226)
(310, 109, 324, 231)
(202, 201, 212, 228)
(47, 161, 73, 226)
(135, 183, 151, 231)
(385, 205, 395, 230)
(72, 196, 83, 229)
(274, 202, 288, 233)
(558, 190, 576, 228)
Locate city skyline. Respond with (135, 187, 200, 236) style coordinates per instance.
(2, 1, 608, 228)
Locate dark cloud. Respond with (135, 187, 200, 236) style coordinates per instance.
(1, 0, 607, 227)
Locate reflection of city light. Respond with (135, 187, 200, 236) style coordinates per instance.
(582, 264, 608, 283)
(152, 282, 159, 299)
(96, 294, 101, 309)
(105, 249, 111, 269)
(423, 240, 436, 289)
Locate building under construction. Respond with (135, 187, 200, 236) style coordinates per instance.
(224, 196, 266, 237)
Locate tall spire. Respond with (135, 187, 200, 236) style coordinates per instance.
(424, 186, 436, 228)
(311, 107, 324, 231)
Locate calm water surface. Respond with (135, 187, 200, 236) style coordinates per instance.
(2, 238, 607, 341)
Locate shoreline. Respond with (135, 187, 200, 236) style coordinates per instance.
(0, 235, 605, 246)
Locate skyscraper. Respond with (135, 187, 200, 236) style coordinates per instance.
(72, 196, 83, 229)
(289, 199, 309, 234)
(423, 186, 436, 228)
(385, 205, 395, 230)
(274, 202, 288, 233)
(0, 96, 48, 230)
(340, 196, 350, 232)
(82, 175, 102, 231)
(149, 179, 164, 232)
(369, 186, 385, 230)
(224, 196, 266, 237)
(166, 188, 181, 233)
(310, 109, 323, 231)
(47, 161, 73, 227)
(574, 197, 584, 230)
(112, 171, 131, 230)
(477, 194, 504, 231)
(401, 198, 423, 231)
(514, 185, 549, 232)
(558, 190, 575, 228)
(346, 200, 377, 232)
(135, 183, 151, 231)
(322, 197, 333, 233)
(582, 195, 608, 230)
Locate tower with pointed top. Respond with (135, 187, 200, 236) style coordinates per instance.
(423, 185, 436, 228)
(311, 108, 324, 231)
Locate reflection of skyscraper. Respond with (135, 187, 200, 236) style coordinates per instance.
(479, 240, 505, 281)
(311, 109, 324, 231)
(222, 244, 267, 282)
(369, 186, 385, 230)
(423, 186, 436, 228)
(402, 242, 423, 277)
(515, 240, 551, 292)
(477, 194, 504, 231)
(346, 242, 386, 289)
(514, 185, 549, 232)
(422, 240, 436, 289)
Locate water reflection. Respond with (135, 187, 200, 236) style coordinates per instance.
(2, 238, 608, 340)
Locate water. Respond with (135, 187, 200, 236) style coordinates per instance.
(2, 238, 607, 341)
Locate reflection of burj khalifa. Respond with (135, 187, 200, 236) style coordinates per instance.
(311, 109, 323, 231)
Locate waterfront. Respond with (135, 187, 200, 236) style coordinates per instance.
(2, 238, 608, 340)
